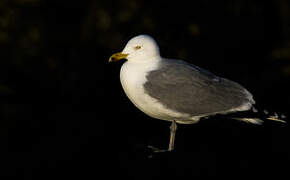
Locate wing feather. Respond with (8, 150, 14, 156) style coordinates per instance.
(143, 59, 254, 117)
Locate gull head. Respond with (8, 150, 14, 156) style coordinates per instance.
(109, 35, 161, 63)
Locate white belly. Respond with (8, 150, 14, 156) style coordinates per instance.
(120, 61, 189, 122)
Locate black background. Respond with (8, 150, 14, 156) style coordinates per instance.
(0, 0, 290, 178)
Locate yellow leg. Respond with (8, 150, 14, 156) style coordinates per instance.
(168, 120, 177, 151)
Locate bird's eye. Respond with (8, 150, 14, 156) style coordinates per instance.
(135, 46, 141, 50)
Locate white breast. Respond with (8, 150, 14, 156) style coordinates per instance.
(120, 60, 187, 122)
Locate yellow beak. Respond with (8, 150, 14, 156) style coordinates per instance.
(109, 52, 128, 62)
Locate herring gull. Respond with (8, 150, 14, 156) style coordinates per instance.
(109, 34, 286, 152)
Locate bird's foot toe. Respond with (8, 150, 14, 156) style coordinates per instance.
(146, 145, 174, 158)
(147, 145, 169, 153)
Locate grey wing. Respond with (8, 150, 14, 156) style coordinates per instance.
(143, 59, 255, 117)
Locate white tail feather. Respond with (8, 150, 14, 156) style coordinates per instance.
(232, 116, 287, 125)
(232, 118, 264, 125)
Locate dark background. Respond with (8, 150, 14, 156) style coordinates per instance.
(0, 0, 290, 178)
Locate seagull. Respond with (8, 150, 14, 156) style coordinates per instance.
(109, 34, 286, 152)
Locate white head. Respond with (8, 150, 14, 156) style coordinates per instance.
(109, 35, 161, 63)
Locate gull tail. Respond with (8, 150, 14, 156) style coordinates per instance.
(232, 117, 264, 125)
(265, 113, 287, 123)
(231, 107, 287, 125)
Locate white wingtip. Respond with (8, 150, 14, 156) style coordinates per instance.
(267, 116, 287, 123)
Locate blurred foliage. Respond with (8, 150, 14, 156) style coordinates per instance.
(0, 0, 41, 67)
(0, 0, 289, 124)
(0, 0, 290, 178)
(0, 0, 289, 113)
